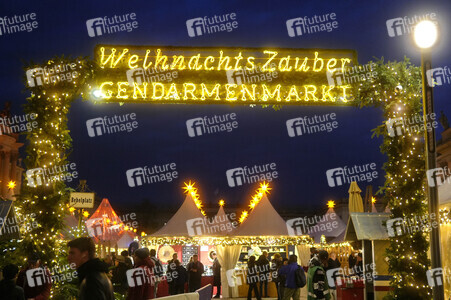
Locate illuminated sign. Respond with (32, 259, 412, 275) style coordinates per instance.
(92, 45, 357, 105)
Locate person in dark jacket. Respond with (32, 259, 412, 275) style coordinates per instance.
(326, 252, 341, 271)
(257, 251, 270, 297)
(187, 254, 204, 292)
(174, 260, 188, 294)
(278, 258, 288, 300)
(0, 264, 25, 300)
(16, 253, 52, 300)
(121, 250, 134, 269)
(112, 255, 130, 295)
(67, 237, 115, 300)
(212, 252, 221, 298)
(247, 256, 261, 300)
(167, 253, 178, 295)
(127, 248, 155, 300)
(271, 253, 283, 300)
(279, 255, 305, 300)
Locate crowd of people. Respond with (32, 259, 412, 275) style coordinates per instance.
(0, 237, 362, 300)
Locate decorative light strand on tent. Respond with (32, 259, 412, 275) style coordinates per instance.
(239, 181, 271, 223)
(142, 235, 313, 246)
(183, 181, 206, 216)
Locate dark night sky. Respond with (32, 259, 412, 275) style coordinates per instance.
(1, 0, 450, 215)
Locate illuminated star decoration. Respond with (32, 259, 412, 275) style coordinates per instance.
(327, 200, 336, 209)
(219, 199, 225, 207)
(371, 197, 376, 204)
(7, 180, 16, 190)
(239, 181, 271, 223)
(183, 181, 206, 216)
(82, 211, 90, 218)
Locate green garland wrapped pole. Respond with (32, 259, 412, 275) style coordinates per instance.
(357, 58, 431, 299)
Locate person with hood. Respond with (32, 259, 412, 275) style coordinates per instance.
(0, 264, 25, 300)
(278, 255, 304, 300)
(307, 250, 330, 300)
(16, 253, 52, 300)
(112, 255, 129, 295)
(246, 256, 261, 300)
(127, 248, 155, 300)
(257, 251, 270, 298)
(67, 237, 114, 300)
(174, 259, 188, 294)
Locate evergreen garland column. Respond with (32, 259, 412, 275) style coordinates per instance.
(357, 58, 431, 299)
(17, 57, 93, 266)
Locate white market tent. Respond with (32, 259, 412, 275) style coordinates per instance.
(311, 206, 347, 243)
(209, 205, 237, 236)
(233, 194, 289, 236)
(439, 181, 451, 206)
(151, 193, 205, 237)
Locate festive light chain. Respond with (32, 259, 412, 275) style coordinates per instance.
(239, 181, 271, 223)
(182, 181, 206, 216)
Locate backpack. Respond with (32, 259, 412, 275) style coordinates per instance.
(295, 266, 306, 288)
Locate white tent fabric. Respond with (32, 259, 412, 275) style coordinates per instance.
(312, 207, 347, 243)
(216, 245, 242, 298)
(233, 194, 289, 236)
(209, 206, 237, 236)
(152, 193, 205, 236)
(296, 245, 310, 299)
(117, 232, 135, 249)
(439, 182, 451, 206)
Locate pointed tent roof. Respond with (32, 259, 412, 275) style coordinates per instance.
(209, 205, 236, 236)
(233, 194, 289, 236)
(312, 206, 347, 242)
(152, 193, 205, 237)
(86, 198, 132, 242)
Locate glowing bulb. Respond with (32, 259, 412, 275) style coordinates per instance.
(413, 20, 438, 49)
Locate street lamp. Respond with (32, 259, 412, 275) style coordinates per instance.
(413, 20, 443, 300)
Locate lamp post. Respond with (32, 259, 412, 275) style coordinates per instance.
(413, 20, 444, 300)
